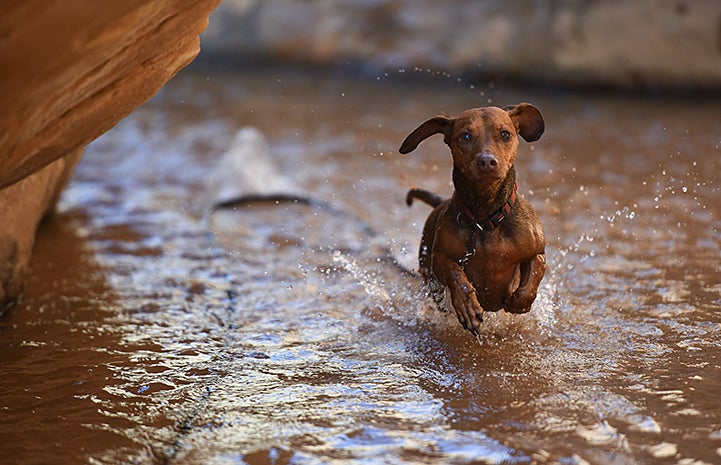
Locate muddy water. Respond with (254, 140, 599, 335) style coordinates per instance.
(2, 67, 720, 464)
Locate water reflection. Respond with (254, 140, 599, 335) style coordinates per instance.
(1, 68, 720, 464)
(0, 213, 149, 463)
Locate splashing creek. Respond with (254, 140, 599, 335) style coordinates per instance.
(2, 68, 720, 464)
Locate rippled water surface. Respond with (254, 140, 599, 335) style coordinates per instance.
(2, 68, 721, 464)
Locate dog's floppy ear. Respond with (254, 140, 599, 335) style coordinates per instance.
(505, 103, 544, 142)
(399, 116, 454, 154)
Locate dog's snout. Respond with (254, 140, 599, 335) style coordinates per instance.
(476, 153, 498, 171)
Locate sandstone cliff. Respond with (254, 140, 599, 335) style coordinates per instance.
(0, 1, 220, 309)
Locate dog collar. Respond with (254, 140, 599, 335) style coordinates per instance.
(454, 182, 517, 268)
(453, 182, 518, 232)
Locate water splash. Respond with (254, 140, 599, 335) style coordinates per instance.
(332, 250, 392, 307)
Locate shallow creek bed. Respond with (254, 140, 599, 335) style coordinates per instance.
(1, 68, 720, 464)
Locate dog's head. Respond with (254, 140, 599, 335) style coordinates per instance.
(399, 103, 544, 187)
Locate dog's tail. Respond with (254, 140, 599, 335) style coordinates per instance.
(406, 188, 444, 208)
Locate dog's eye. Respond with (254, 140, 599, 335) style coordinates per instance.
(459, 132, 472, 143)
(500, 130, 511, 141)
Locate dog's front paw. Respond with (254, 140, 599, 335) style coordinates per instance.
(449, 282, 484, 334)
(504, 288, 536, 314)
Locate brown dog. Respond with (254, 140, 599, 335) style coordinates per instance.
(400, 104, 546, 335)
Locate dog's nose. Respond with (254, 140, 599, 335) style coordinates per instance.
(477, 154, 498, 171)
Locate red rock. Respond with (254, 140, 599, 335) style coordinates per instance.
(0, 1, 221, 309)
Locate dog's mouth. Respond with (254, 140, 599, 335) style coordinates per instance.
(456, 166, 504, 191)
